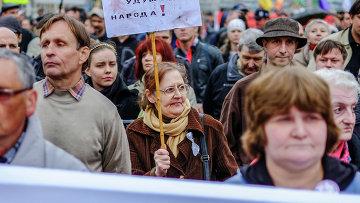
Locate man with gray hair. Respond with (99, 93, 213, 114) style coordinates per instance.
(315, 69, 360, 168)
(0, 49, 87, 170)
(203, 28, 264, 119)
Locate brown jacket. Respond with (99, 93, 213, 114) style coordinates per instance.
(126, 108, 238, 181)
(220, 61, 305, 167)
(219, 72, 259, 166)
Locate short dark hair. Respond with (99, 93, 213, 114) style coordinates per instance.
(349, 0, 360, 16)
(313, 40, 347, 61)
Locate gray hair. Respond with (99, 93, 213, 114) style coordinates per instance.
(238, 28, 264, 53)
(315, 69, 360, 100)
(304, 19, 330, 37)
(0, 49, 35, 88)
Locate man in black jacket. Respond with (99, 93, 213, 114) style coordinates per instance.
(174, 27, 224, 111)
(203, 28, 264, 119)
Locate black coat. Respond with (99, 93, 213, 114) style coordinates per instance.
(203, 54, 244, 119)
(349, 101, 360, 168)
(86, 76, 140, 121)
(174, 41, 224, 103)
(109, 36, 138, 76)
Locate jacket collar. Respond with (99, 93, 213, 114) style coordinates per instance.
(240, 156, 357, 191)
(341, 27, 351, 46)
(11, 115, 46, 167)
(227, 54, 245, 82)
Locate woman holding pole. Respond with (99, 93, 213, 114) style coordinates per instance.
(126, 62, 238, 180)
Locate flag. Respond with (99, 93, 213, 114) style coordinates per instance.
(259, 0, 273, 11)
(319, 0, 331, 11)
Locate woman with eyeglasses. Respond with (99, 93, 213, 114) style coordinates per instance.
(126, 62, 238, 180)
(128, 38, 197, 109)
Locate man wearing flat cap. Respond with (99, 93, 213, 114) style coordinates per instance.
(220, 18, 307, 167)
(256, 17, 307, 69)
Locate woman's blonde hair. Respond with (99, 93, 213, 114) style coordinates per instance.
(242, 66, 339, 159)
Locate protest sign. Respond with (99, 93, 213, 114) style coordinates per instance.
(102, 0, 202, 37)
(1, 166, 360, 203)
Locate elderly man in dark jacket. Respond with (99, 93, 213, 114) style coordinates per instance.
(174, 27, 224, 111)
(220, 18, 307, 166)
(203, 28, 264, 119)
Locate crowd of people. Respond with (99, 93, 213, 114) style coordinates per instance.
(1, 0, 360, 195)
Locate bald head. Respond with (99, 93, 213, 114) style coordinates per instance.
(0, 27, 20, 53)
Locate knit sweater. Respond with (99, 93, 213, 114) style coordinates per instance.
(34, 81, 131, 174)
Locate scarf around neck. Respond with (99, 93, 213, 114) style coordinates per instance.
(143, 99, 191, 157)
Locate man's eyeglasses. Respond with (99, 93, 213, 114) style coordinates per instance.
(159, 84, 189, 97)
(0, 88, 31, 101)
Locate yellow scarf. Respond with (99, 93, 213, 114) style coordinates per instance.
(143, 99, 191, 157)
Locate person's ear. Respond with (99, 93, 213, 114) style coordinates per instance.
(145, 89, 156, 104)
(79, 46, 90, 65)
(25, 89, 37, 117)
(84, 67, 91, 77)
(17, 33, 22, 43)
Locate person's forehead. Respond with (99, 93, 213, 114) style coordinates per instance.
(41, 21, 76, 41)
(156, 30, 171, 37)
(309, 23, 327, 29)
(331, 86, 357, 102)
(0, 27, 17, 39)
(160, 70, 183, 85)
(0, 59, 21, 88)
(90, 15, 103, 21)
(320, 49, 343, 58)
(268, 36, 296, 41)
(91, 49, 116, 60)
(240, 46, 264, 56)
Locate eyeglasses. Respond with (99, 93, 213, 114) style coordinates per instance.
(159, 84, 189, 97)
(0, 88, 31, 101)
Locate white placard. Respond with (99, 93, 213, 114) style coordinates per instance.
(102, 0, 202, 37)
(1, 165, 360, 203)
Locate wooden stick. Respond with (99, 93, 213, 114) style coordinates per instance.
(150, 33, 166, 149)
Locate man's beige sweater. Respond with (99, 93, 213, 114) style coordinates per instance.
(34, 81, 131, 174)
